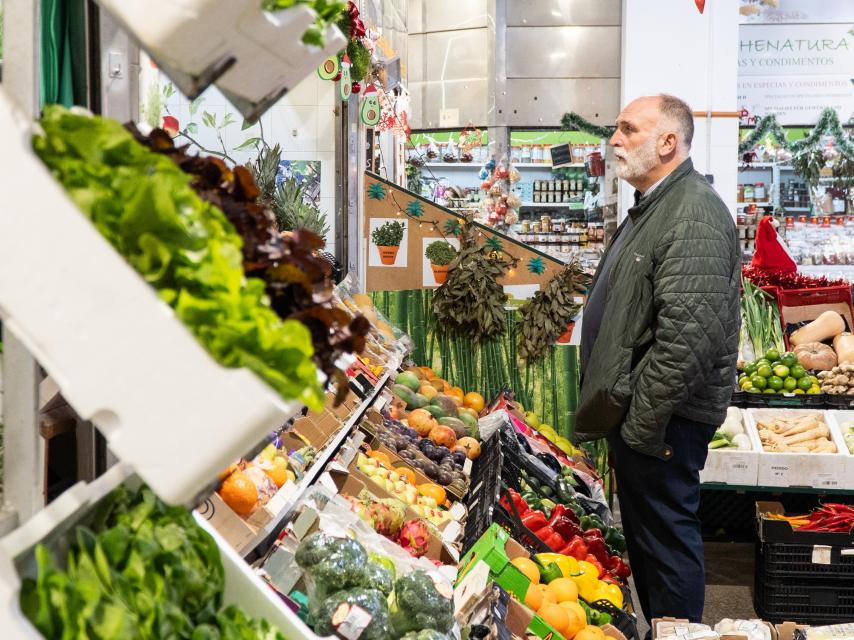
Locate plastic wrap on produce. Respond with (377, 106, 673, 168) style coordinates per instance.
(806, 624, 854, 640)
(715, 619, 773, 640)
(477, 409, 508, 443)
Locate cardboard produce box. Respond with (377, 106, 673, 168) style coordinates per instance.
(745, 409, 849, 489)
(652, 618, 777, 640)
(326, 468, 456, 565)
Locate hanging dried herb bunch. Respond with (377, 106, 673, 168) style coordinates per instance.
(432, 219, 511, 342)
(517, 261, 590, 361)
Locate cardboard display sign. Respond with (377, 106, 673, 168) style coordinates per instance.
(364, 173, 565, 296)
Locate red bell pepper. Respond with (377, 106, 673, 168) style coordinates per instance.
(534, 525, 565, 552)
(584, 535, 611, 565)
(552, 516, 583, 541)
(521, 510, 549, 532)
(548, 504, 579, 526)
(607, 555, 632, 580)
(582, 528, 604, 542)
(501, 489, 529, 517)
(559, 536, 588, 560)
(584, 554, 606, 578)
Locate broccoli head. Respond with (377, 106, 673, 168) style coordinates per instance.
(314, 588, 392, 640)
(361, 561, 393, 595)
(389, 570, 454, 635)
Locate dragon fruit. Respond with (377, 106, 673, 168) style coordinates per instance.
(351, 490, 406, 537)
(397, 519, 431, 558)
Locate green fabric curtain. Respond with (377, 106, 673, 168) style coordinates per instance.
(40, 0, 87, 108)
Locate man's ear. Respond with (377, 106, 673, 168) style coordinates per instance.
(659, 132, 679, 157)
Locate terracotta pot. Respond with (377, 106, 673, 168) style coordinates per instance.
(431, 263, 449, 284)
(556, 322, 576, 344)
(378, 245, 400, 265)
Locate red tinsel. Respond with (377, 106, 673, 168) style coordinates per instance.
(346, 1, 366, 38)
(742, 265, 847, 290)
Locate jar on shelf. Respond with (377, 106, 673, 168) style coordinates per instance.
(755, 182, 766, 202)
(737, 184, 745, 203)
(743, 184, 755, 202)
(532, 145, 543, 163)
(521, 144, 532, 163)
(511, 146, 522, 163)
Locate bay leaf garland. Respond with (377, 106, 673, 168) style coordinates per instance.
(517, 261, 591, 361)
(432, 219, 510, 342)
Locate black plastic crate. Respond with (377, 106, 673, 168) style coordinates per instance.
(743, 393, 827, 409)
(759, 541, 854, 580)
(824, 394, 854, 410)
(754, 569, 854, 624)
(579, 595, 639, 640)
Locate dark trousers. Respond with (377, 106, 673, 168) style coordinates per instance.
(609, 416, 716, 633)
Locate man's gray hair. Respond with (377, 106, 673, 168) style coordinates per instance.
(658, 94, 694, 151)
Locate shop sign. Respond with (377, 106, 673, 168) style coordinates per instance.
(738, 22, 854, 124)
(739, 0, 854, 25)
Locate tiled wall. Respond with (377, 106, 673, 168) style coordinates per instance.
(155, 72, 339, 251)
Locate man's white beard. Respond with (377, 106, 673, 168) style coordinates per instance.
(614, 136, 659, 183)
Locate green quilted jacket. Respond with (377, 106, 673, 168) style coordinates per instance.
(574, 158, 740, 460)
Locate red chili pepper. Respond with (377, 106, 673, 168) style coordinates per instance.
(559, 536, 588, 560)
(521, 510, 549, 533)
(584, 554, 606, 578)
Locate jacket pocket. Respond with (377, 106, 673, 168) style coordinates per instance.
(575, 376, 631, 441)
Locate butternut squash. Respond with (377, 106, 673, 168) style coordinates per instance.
(789, 310, 846, 346)
(833, 332, 854, 365)
(793, 342, 838, 371)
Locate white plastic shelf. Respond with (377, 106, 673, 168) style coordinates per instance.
(0, 90, 302, 505)
(520, 201, 585, 209)
(93, 0, 345, 120)
(0, 464, 320, 640)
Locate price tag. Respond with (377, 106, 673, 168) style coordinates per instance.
(333, 603, 374, 640)
(815, 473, 839, 488)
(812, 545, 832, 565)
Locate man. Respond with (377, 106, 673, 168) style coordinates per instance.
(574, 95, 740, 629)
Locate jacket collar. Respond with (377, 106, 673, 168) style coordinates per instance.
(627, 157, 695, 222)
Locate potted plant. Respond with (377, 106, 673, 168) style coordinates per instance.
(425, 240, 457, 284)
(371, 220, 406, 265)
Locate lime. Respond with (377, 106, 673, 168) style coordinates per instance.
(740, 379, 754, 391)
(783, 377, 798, 391)
(793, 389, 805, 395)
(763, 388, 777, 394)
(747, 387, 761, 394)
(757, 364, 773, 378)
(751, 375, 768, 390)
(797, 376, 813, 391)
(781, 352, 798, 368)
(810, 375, 820, 386)
(768, 376, 784, 391)
(756, 359, 772, 369)
(807, 385, 822, 395)
(738, 374, 749, 386)
(765, 349, 781, 362)
(744, 363, 758, 377)
(773, 365, 790, 379)
(790, 364, 806, 379)
(771, 361, 783, 369)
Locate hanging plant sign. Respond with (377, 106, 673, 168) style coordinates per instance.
(318, 56, 341, 80)
(339, 55, 353, 101)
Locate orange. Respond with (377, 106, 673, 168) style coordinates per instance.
(463, 391, 486, 413)
(448, 386, 465, 402)
(511, 557, 540, 584)
(396, 467, 417, 485)
(419, 366, 435, 379)
(523, 582, 544, 611)
(558, 601, 588, 627)
(560, 607, 585, 639)
(219, 470, 258, 517)
(537, 602, 569, 634)
(546, 577, 579, 603)
(575, 626, 606, 640)
(217, 463, 239, 482)
(538, 583, 557, 604)
(262, 460, 289, 488)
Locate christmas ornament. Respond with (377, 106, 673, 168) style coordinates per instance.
(479, 168, 489, 180)
(360, 85, 381, 126)
(352, 81, 362, 94)
(318, 56, 340, 80)
(339, 55, 352, 101)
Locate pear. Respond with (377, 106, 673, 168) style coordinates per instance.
(524, 412, 541, 428)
